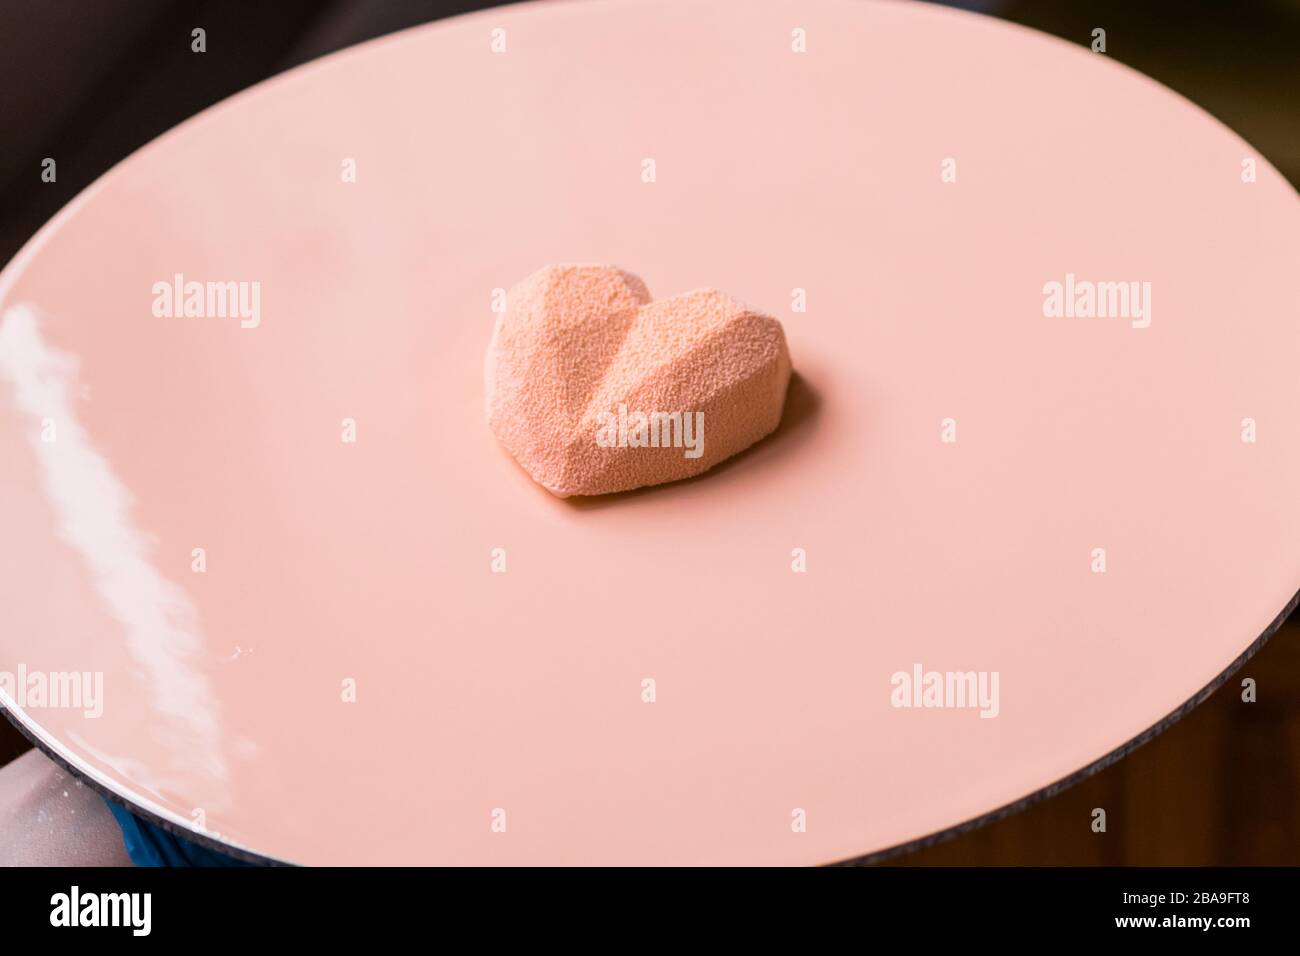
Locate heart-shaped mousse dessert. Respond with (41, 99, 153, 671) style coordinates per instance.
(485, 265, 792, 497)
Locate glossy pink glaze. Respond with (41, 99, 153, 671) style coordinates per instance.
(0, 0, 1296, 864)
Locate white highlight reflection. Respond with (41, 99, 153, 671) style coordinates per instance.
(0, 305, 228, 809)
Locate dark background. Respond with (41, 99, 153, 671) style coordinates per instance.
(0, 0, 1296, 865)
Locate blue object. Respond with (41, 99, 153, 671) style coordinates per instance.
(106, 800, 262, 867)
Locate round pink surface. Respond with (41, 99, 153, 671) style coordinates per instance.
(0, 0, 1296, 865)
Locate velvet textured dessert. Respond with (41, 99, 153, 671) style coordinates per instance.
(485, 265, 792, 496)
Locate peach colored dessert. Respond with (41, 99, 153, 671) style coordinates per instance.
(485, 265, 792, 497)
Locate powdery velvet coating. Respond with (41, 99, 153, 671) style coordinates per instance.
(485, 265, 792, 496)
